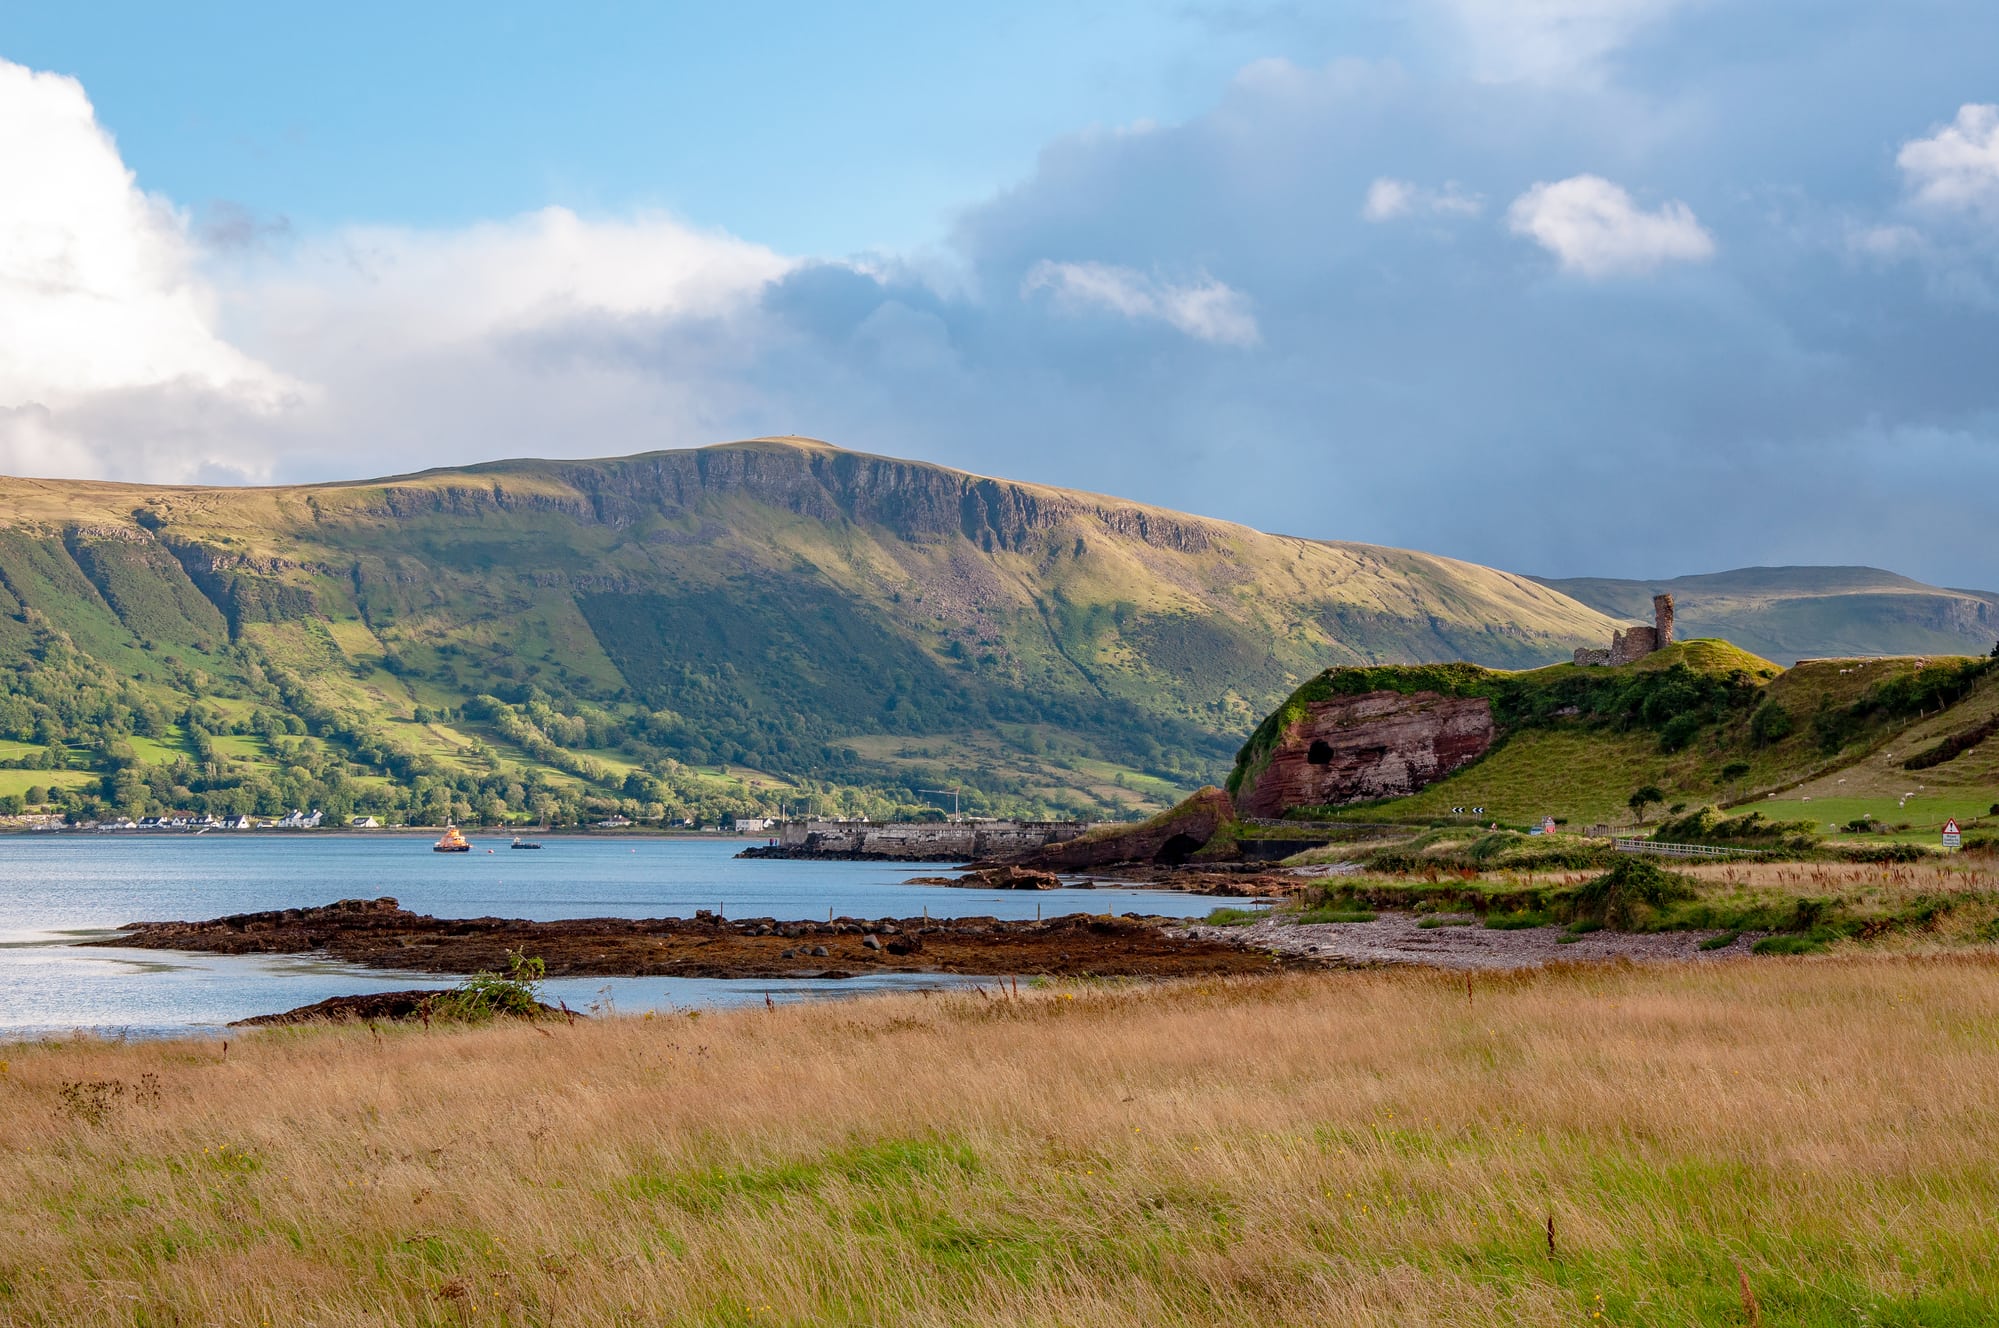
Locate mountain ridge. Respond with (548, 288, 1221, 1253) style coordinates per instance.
(0, 438, 1615, 826)
(1534, 566, 1999, 664)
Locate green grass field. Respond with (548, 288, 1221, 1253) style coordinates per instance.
(1754, 793, 1998, 840)
(0, 769, 98, 798)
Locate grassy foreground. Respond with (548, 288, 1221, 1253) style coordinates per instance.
(4, 961, 1998, 1325)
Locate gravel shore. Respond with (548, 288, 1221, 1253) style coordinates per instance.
(1174, 911, 1760, 971)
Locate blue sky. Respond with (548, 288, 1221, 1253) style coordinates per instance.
(3, 2, 1998, 588)
(1, 2, 1383, 253)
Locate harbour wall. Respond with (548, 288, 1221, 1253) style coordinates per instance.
(739, 818, 1095, 861)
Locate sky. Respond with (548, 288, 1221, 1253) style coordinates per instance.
(2, 1, 1998, 588)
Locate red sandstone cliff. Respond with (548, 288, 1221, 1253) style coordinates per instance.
(1231, 691, 1496, 819)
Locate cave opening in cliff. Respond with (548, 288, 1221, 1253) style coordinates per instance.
(1307, 740, 1334, 765)
(1155, 834, 1203, 865)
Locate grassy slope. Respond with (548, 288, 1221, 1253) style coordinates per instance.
(0, 438, 1620, 819)
(1248, 641, 1999, 831)
(4, 961, 1996, 1325)
(1537, 565, 1999, 664)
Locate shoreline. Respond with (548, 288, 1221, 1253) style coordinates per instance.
(86, 897, 1298, 981)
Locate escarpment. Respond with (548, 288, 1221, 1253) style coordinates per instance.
(1229, 691, 1497, 819)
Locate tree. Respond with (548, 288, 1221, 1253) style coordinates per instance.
(1749, 701, 1793, 747)
(1629, 784, 1665, 825)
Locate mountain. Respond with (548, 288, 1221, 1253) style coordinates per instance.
(1533, 567, 1999, 665)
(0, 438, 1618, 826)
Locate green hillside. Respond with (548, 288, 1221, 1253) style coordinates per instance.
(0, 438, 1619, 827)
(1534, 566, 1999, 664)
(1244, 641, 1999, 836)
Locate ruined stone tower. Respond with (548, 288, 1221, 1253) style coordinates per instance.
(1651, 592, 1675, 648)
(1574, 593, 1675, 666)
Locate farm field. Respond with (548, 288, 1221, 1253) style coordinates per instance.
(0, 769, 98, 799)
(2, 959, 1995, 1325)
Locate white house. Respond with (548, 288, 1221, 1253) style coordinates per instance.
(350, 815, 381, 828)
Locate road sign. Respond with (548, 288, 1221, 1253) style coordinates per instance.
(1473, 806, 1485, 816)
(1943, 818, 1961, 850)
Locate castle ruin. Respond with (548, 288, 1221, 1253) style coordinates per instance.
(1574, 593, 1675, 667)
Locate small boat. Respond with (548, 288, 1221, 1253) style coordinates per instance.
(433, 825, 472, 853)
(510, 836, 543, 850)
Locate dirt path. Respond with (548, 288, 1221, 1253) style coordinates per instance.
(1173, 912, 1759, 970)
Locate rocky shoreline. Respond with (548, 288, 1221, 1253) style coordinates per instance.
(1171, 912, 1761, 970)
(88, 897, 1297, 981)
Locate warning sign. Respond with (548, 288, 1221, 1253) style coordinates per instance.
(1943, 818, 1961, 850)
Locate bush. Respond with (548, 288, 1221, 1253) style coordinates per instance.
(1203, 907, 1262, 927)
(1752, 934, 1825, 956)
(1292, 907, 1377, 924)
(1903, 714, 1999, 770)
(1658, 713, 1702, 753)
(1652, 806, 1817, 847)
(431, 951, 549, 1022)
(1699, 930, 1741, 951)
(1834, 843, 1932, 864)
(1565, 857, 1696, 929)
(1749, 702, 1793, 747)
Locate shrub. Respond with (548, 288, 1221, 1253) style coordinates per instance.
(1203, 907, 1261, 927)
(1565, 857, 1696, 929)
(1292, 907, 1377, 925)
(1653, 806, 1817, 847)
(1658, 713, 1702, 753)
(431, 951, 549, 1022)
(1483, 910, 1549, 930)
(1699, 930, 1742, 951)
(1835, 843, 1932, 864)
(1903, 714, 1999, 770)
(1749, 702, 1793, 747)
(1752, 934, 1825, 956)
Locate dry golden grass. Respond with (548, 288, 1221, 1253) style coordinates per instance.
(3, 959, 1997, 1325)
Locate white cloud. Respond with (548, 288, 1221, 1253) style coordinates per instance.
(1436, 0, 1700, 83)
(0, 53, 799, 482)
(0, 58, 297, 460)
(1506, 174, 1714, 276)
(1362, 177, 1485, 222)
(1022, 261, 1260, 345)
(1897, 103, 1999, 217)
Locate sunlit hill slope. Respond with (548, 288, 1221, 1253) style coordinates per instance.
(0, 438, 1617, 824)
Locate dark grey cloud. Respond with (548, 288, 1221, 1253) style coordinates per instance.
(667, 3, 1999, 587)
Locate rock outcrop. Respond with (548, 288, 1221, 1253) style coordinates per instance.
(1231, 691, 1496, 818)
(1027, 787, 1238, 869)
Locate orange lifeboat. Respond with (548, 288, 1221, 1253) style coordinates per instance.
(433, 825, 472, 852)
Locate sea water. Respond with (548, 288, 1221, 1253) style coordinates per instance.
(0, 834, 1220, 1036)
